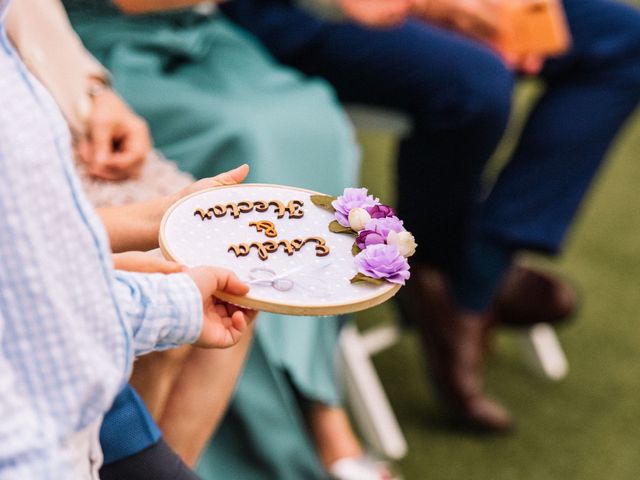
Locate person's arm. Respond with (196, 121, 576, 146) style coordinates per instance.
(113, 251, 185, 273)
(337, 0, 413, 27)
(413, 0, 548, 74)
(5, 0, 107, 134)
(113, 267, 256, 356)
(98, 196, 179, 253)
(0, 316, 66, 479)
(113, 0, 222, 14)
(7, 0, 152, 180)
(97, 164, 249, 252)
(413, 0, 502, 42)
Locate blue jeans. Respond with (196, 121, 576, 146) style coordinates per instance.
(223, 0, 640, 272)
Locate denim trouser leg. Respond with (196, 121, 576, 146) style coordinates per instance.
(478, 0, 640, 252)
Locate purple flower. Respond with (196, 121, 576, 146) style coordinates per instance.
(354, 244, 411, 285)
(332, 188, 380, 228)
(355, 229, 385, 250)
(364, 216, 405, 240)
(366, 204, 395, 219)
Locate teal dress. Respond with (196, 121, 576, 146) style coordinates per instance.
(64, 2, 356, 478)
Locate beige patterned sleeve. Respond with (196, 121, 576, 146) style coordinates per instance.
(5, 0, 109, 135)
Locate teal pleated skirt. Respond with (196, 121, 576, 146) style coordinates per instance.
(65, 4, 357, 478)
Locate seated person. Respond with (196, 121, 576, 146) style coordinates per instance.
(219, 0, 640, 431)
(0, 1, 255, 476)
(62, 0, 393, 478)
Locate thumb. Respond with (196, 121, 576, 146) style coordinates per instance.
(179, 164, 251, 199)
(210, 164, 250, 186)
(188, 266, 250, 298)
(214, 267, 250, 296)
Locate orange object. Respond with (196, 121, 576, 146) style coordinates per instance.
(495, 0, 571, 58)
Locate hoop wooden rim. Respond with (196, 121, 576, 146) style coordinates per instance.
(159, 183, 401, 316)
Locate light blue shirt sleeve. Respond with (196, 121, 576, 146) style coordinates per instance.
(113, 271, 203, 356)
(0, 315, 66, 479)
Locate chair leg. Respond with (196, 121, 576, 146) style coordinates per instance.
(517, 323, 569, 381)
(338, 323, 408, 460)
(360, 323, 403, 357)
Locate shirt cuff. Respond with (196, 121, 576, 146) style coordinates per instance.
(113, 271, 203, 356)
(152, 273, 203, 350)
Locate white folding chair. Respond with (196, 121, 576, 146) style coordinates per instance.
(338, 322, 407, 460)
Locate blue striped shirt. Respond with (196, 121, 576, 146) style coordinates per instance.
(0, 2, 203, 477)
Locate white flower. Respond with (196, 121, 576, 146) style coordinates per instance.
(348, 208, 372, 231)
(386, 230, 417, 258)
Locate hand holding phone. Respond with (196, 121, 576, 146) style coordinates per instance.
(493, 0, 571, 59)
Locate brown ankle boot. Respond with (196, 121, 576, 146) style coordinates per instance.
(396, 265, 512, 432)
(494, 264, 578, 327)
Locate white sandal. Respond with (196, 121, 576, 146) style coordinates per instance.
(328, 456, 400, 480)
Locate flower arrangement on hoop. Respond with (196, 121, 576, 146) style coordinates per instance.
(311, 188, 416, 286)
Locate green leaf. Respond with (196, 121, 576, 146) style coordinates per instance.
(350, 273, 385, 285)
(310, 194, 337, 212)
(351, 243, 362, 256)
(329, 220, 355, 235)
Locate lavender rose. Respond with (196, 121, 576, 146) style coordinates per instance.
(354, 244, 411, 285)
(355, 229, 386, 250)
(332, 187, 380, 228)
(366, 204, 395, 219)
(364, 216, 405, 240)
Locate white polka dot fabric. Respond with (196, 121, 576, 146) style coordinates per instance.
(161, 185, 396, 313)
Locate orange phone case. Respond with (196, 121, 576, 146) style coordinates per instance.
(495, 0, 571, 58)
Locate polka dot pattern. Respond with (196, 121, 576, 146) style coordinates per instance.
(161, 185, 396, 312)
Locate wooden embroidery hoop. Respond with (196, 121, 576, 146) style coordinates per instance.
(159, 184, 401, 316)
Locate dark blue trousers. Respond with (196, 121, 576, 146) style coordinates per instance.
(223, 0, 640, 273)
(99, 384, 199, 479)
(100, 385, 161, 465)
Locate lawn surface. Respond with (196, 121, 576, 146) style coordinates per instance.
(355, 54, 640, 479)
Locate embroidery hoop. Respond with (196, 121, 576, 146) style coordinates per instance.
(159, 184, 401, 316)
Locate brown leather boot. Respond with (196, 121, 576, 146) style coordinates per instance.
(493, 264, 578, 327)
(396, 265, 512, 432)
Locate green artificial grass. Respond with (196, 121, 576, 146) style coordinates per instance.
(355, 76, 640, 479)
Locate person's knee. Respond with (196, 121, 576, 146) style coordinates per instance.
(459, 57, 514, 132)
(567, 0, 640, 91)
(219, 91, 356, 189)
(596, 20, 640, 97)
(412, 53, 514, 134)
(619, 18, 640, 91)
